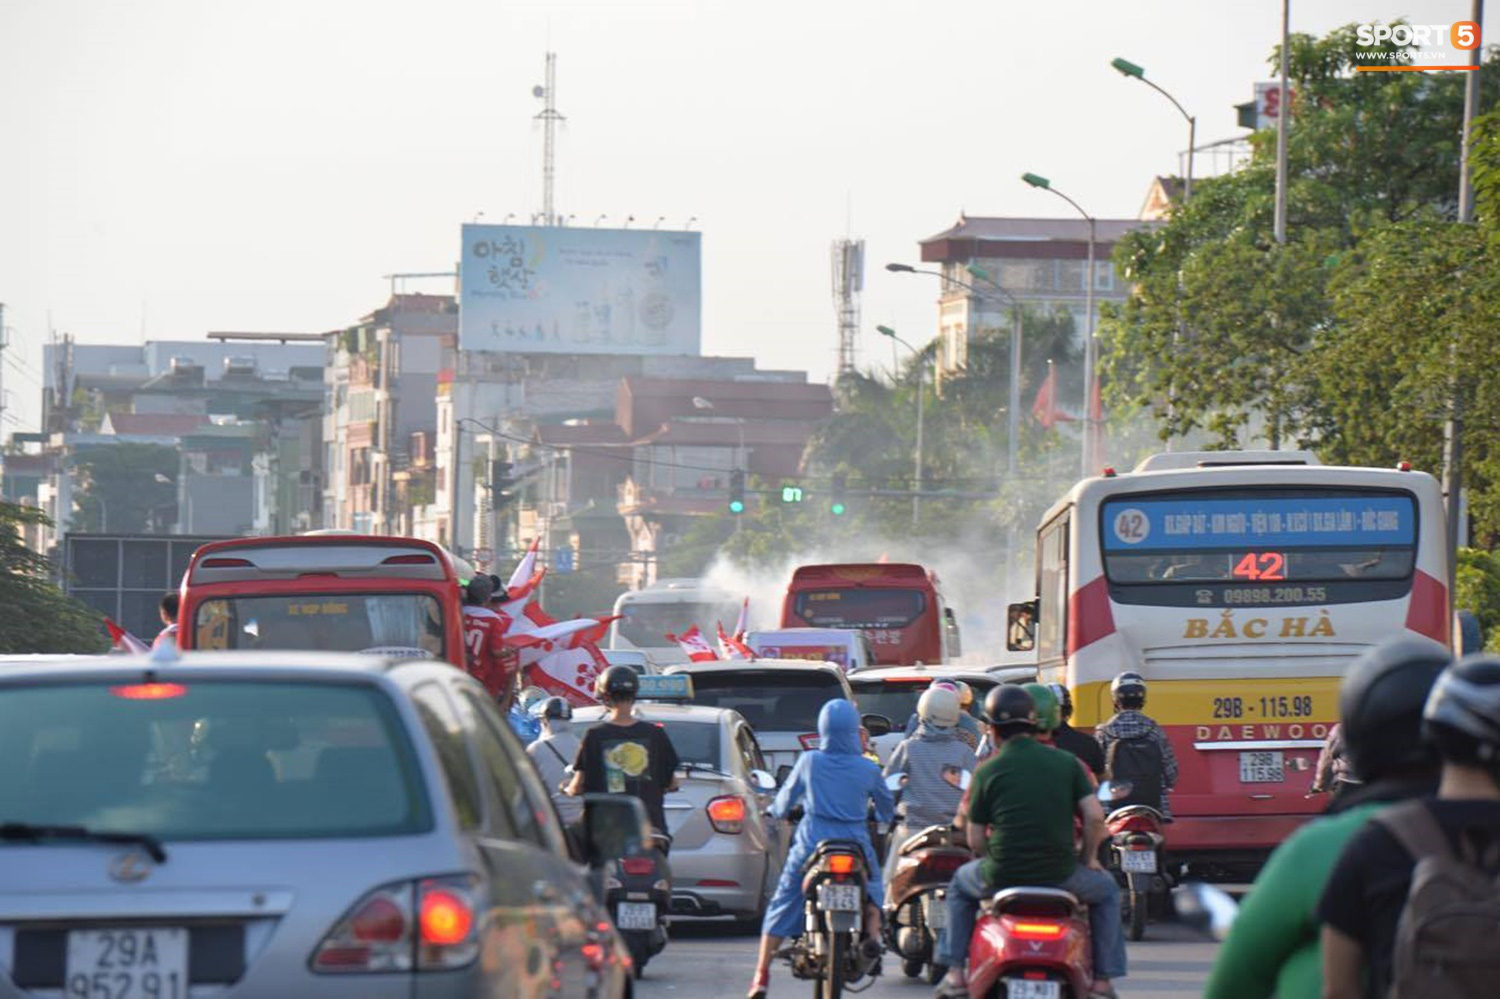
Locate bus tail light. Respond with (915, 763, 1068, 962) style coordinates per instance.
(383, 553, 436, 565)
(200, 557, 253, 568)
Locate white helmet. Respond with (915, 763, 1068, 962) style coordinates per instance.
(917, 686, 962, 729)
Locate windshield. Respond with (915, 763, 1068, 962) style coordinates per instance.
(791, 588, 927, 630)
(616, 601, 740, 647)
(1101, 489, 1419, 608)
(193, 593, 445, 658)
(684, 671, 844, 732)
(0, 681, 429, 840)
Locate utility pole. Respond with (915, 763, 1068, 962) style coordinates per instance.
(534, 52, 565, 227)
(1445, 0, 1484, 580)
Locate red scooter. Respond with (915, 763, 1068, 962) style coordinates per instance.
(1099, 781, 1168, 941)
(963, 886, 1092, 999)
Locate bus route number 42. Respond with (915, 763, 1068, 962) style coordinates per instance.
(1232, 552, 1285, 582)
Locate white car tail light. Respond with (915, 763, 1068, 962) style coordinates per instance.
(311, 876, 479, 974)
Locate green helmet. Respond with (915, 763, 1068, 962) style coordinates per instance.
(1022, 682, 1061, 733)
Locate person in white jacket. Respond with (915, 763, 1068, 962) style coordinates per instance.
(527, 697, 582, 825)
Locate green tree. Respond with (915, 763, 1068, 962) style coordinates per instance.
(74, 443, 179, 533)
(0, 501, 110, 653)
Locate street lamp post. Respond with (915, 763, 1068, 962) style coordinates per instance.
(1022, 173, 1097, 477)
(876, 325, 926, 529)
(1110, 58, 1197, 201)
(885, 262, 1023, 477)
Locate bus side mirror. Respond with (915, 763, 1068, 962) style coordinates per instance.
(1006, 600, 1038, 652)
(944, 607, 963, 658)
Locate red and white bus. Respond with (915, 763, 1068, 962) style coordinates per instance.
(179, 535, 469, 667)
(1008, 451, 1449, 878)
(781, 563, 960, 666)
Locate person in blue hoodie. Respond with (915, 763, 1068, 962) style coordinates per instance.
(747, 698, 896, 999)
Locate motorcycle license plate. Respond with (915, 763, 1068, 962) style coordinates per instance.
(1121, 850, 1157, 874)
(818, 883, 862, 912)
(923, 894, 948, 929)
(1239, 750, 1284, 783)
(1004, 979, 1060, 999)
(616, 902, 657, 931)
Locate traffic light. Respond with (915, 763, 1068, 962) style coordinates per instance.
(490, 460, 516, 505)
(781, 484, 804, 504)
(830, 473, 847, 516)
(728, 469, 746, 514)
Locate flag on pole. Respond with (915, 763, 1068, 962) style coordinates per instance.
(103, 617, 150, 654)
(1031, 363, 1074, 430)
(665, 625, 718, 662)
(717, 621, 757, 660)
(732, 597, 749, 642)
(506, 538, 541, 594)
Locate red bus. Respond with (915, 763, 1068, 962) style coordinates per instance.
(178, 535, 468, 666)
(780, 563, 960, 666)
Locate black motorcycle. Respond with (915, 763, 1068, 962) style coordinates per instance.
(782, 839, 881, 999)
(605, 831, 672, 977)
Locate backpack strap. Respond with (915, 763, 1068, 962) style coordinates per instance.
(1374, 800, 1453, 863)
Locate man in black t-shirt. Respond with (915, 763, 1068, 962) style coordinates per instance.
(1318, 655, 1500, 999)
(566, 665, 680, 837)
(1049, 682, 1105, 778)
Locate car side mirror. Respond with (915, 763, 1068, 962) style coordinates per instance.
(861, 713, 893, 738)
(580, 793, 651, 867)
(1006, 600, 1038, 652)
(775, 764, 793, 787)
(750, 769, 777, 794)
(885, 772, 907, 791)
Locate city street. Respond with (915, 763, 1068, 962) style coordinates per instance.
(639, 920, 1218, 998)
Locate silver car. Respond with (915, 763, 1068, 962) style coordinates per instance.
(574, 702, 787, 923)
(0, 650, 635, 998)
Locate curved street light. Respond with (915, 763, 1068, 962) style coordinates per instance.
(876, 325, 928, 529)
(1110, 57, 1197, 201)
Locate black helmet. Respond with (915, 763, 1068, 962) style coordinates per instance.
(1111, 671, 1147, 708)
(1339, 637, 1449, 781)
(984, 684, 1038, 734)
(539, 696, 573, 721)
(1048, 682, 1074, 721)
(595, 665, 640, 705)
(1423, 654, 1500, 782)
(464, 574, 495, 606)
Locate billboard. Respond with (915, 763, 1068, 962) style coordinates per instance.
(459, 224, 701, 355)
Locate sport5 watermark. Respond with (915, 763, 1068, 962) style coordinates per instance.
(1355, 21, 1481, 71)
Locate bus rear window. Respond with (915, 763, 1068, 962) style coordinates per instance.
(1100, 490, 1418, 605)
(617, 602, 742, 647)
(791, 589, 926, 629)
(194, 593, 445, 658)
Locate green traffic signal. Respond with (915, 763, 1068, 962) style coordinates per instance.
(729, 469, 746, 514)
(830, 502, 846, 516)
(729, 498, 745, 514)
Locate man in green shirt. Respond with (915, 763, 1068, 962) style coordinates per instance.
(935, 685, 1124, 998)
(1204, 636, 1447, 999)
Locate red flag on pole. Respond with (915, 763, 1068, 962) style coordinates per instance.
(103, 617, 150, 654)
(1031, 364, 1074, 429)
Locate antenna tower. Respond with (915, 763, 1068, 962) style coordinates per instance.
(830, 239, 864, 375)
(533, 53, 565, 227)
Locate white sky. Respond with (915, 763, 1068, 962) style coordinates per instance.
(0, 0, 1485, 434)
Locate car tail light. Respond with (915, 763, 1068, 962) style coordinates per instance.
(827, 853, 857, 875)
(707, 795, 747, 834)
(311, 884, 414, 972)
(620, 856, 656, 876)
(111, 683, 188, 700)
(798, 733, 821, 750)
(697, 878, 741, 887)
(312, 877, 479, 974)
(1010, 920, 1066, 940)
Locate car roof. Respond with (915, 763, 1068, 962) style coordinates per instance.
(847, 665, 999, 684)
(0, 650, 447, 685)
(666, 659, 845, 675)
(575, 702, 740, 723)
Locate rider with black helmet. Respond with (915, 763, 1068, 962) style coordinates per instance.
(565, 665, 681, 839)
(1206, 635, 1447, 999)
(934, 684, 1125, 999)
(1096, 671, 1178, 816)
(1319, 653, 1500, 999)
(1049, 682, 1106, 778)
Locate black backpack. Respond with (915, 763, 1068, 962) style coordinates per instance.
(1104, 733, 1164, 811)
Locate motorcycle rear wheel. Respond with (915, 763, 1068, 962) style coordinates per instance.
(1128, 889, 1148, 941)
(813, 931, 847, 999)
(901, 957, 924, 979)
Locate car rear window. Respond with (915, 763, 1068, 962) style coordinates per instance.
(0, 680, 430, 841)
(852, 678, 995, 726)
(654, 720, 720, 769)
(684, 671, 845, 732)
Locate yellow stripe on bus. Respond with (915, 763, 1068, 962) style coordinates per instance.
(1069, 678, 1339, 735)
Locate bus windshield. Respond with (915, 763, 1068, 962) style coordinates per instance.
(1101, 489, 1417, 606)
(617, 601, 741, 647)
(193, 593, 446, 658)
(791, 588, 927, 629)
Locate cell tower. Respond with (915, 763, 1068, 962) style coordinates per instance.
(532, 53, 565, 227)
(830, 239, 864, 375)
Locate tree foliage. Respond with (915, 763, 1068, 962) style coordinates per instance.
(74, 443, 179, 533)
(0, 501, 110, 653)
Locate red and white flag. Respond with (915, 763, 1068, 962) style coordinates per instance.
(717, 621, 756, 660)
(732, 597, 749, 642)
(506, 538, 541, 595)
(103, 617, 150, 654)
(524, 643, 609, 706)
(666, 625, 718, 662)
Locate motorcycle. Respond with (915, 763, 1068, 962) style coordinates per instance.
(882, 771, 973, 983)
(1098, 780, 1168, 941)
(604, 831, 672, 978)
(964, 885, 1092, 999)
(782, 839, 881, 999)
